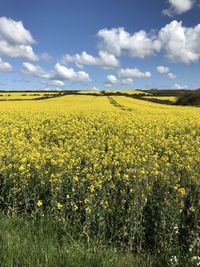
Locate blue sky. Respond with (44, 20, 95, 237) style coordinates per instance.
(0, 0, 199, 90)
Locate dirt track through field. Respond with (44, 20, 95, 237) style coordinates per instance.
(107, 96, 133, 112)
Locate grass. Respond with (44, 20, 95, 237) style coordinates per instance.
(0, 214, 198, 267)
(0, 214, 155, 267)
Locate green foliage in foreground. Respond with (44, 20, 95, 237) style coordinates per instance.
(0, 214, 154, 267)
(0, 215, 199, 267)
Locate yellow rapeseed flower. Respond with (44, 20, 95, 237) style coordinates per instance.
(85, 207, 91, 214)
(37, 200, 43, 207)
(57, 202, 63, 209)
(177, 188, 187, 197)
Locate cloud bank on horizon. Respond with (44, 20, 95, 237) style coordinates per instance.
(0, 0, 199, 90)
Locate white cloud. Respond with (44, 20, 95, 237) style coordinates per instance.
(121, 78, 133, 85)
(104, 75, 133, 87)
(97, 27, 161, 58)
(105, 75, 119, 84)
(156, 65, 176, 79)
(22, 62, 91, 83)
(174, 83, 189, 89)
(98, 51, 119, 68)
(0, 41, 38, 61)
(97, 21, 200, 64)
(118, 68, 151, 78)
(22, 62, 50, 78)
(163, 0, 194, 16)
(0, 57, 13, 72)
(0, 17, 35, 45)
(53, 63, 91, 83)
(168, 72, 176, 79)
(61, 52, 95, 67)
(159, 20, 200, 64)
(0, 17, 38, 60)
(61, 50, 119, 69)
(157, 66, 170, 73)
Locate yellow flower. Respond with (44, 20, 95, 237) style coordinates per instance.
(85, 207, 91, 214)
(72, 203, 78, 211)
(177, 188, 187, 197)
(89, 185, 95, 193)
(37, 200, 43, 207)
(73, 176, 79, 182)
(19, 165, 25, 171)
(123, 174, 129, 181)
(57, 202, 63, 210)
(189, 206, 195, 213)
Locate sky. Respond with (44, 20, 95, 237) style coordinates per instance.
(0, 0, 200, 91)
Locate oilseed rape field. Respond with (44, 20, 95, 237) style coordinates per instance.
(0, 93, 200, 265)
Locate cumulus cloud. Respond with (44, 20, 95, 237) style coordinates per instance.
(22, 62, 50, 78)
(156, 65, 176, 79)
(105, 75, 119, 85)
(0, 57, 13, 72)
(97, 27, 161, 58)
(118, 68, 151, 78)
(22, 62, 91, 83)
(159, 20, 200, 64)
(104, 74, 133, 87)
(97, 21, 200, 64)
(61, 50, 119, 69)
(0, 17, 35, 45)
(168, 72, 176, 79)
(157, 66, 170, 73)
(121, 78, 133, 85)
(53, 63, 91, 82)
(0, 17, 38, 60)
(174, 83, 189, 89)
(163, 0, 195, 16)
(0, 41, 38, 61)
